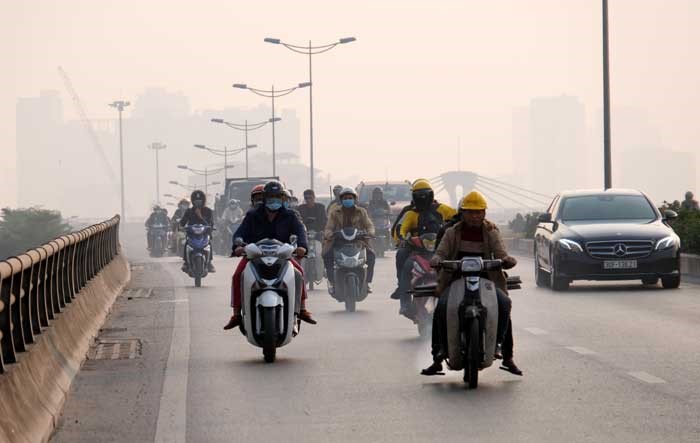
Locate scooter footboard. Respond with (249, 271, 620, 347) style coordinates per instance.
(445, 282, 465, 371)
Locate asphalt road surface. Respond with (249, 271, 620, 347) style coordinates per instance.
(53, 224, 700, 442)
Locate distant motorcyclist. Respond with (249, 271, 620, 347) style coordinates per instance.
(326, 185, 344, 214)
(179, 190, 216, 273)
(681, 191, 699, 211)
(250, 184, 265, 210)
(323, 187, 376, 293)
(368, 187, 390, 214)
(221, 199, 244, 225)
(172, 199, 190, 225)
(224, 180, 317, 330)
(421, 191, 522, 377)
(298, 189, 328, 239)
(145, 205, 170, 250)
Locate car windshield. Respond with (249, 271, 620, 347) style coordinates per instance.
(359, 184, 411, 202)
(559, 195, 657, 221)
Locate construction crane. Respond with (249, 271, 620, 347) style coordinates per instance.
(57, 66, 118, 185)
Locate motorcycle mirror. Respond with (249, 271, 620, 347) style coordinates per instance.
(234, 237, 244, 246)
(290, 234, 298, 244)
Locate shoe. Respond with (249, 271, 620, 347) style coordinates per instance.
(298, 309, 317, 325)
(207, 263, 216, 273)
(421, 361, 445, 376)
(399, 305, 416, 321)
(366, 283, 372, 293)
(223, 315, 242, 330)
(390, 288, 401, 300)
(181, 264, 189, 273)
(500, 359, 523, 376)
(328, 284, 335, 295)
(494, 343, 503, 360)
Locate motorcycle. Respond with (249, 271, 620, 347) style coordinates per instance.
(149, 223, 169, 258)
(329, 228, 370, 312)
(302, 228, 324, 291)
(404, 233, 438, 337)
(239, 238, 303, 363)
(369, 209, 391, 258)
(184, 224, 212, 287)
(419, 257, 521, 389)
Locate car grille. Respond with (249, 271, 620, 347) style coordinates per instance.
(585, 240, 654, 259)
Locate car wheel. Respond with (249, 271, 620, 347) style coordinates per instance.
(661, 275, 680, 289)
(549, 253, 569, 291)
(534, 249, 549, 288)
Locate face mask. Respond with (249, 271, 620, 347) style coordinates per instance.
(193, 199, 204, 208)
(342, 198, 355, 208)
(283, 201, 290, 209)
(266, 198, 283, 211)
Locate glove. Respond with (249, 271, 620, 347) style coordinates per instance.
(430, 255, 442, 268)
(502, 256, 517, 270)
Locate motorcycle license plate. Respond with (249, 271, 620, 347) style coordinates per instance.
(603, 260, 637, 270)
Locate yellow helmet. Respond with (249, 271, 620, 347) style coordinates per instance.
(411, 179, 432, 192)
(461, 191, 488, 210)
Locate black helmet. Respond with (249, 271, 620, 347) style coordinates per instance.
(303, 189, 315, 197)
(263, 180, 285, 200)
(191, 190, 206, 208)
(412, 188, 434, 212)
(686, 191, 694, 200)
(372, 187, 384, 199)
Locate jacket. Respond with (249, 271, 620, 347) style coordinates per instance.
(323, 205, 375, 254)
(234, 205, 308, 250)
(297, 202, 328, 233)
(179, 207, 214, 227)
(433, 219, 512, 294)
(399, 202, 457, 239)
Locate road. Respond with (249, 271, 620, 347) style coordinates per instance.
(53, 224, 700, 442)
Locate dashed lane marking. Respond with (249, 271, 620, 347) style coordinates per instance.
(628, 371, 667, 384)
(566, 346, 597, 355)
(523, 327, 549, 336)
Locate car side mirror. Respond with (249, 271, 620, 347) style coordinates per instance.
(537, 213, 552, 223)
(664, 210, 678, 221)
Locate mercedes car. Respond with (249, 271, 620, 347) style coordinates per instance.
(534, 189, 680, 291)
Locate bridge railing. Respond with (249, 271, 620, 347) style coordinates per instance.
(0, 216, 120, 374)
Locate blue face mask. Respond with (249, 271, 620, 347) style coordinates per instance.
(283, 200, 290, 209)
(342, 198, 355, 208)
(266, 198, 283, 211)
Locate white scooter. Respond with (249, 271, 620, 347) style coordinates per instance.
(239, 238, 303, 363)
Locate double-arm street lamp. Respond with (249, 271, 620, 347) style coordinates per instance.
(211, 118, 280, 178)
(148, 142, 166, 205)
(108, 100, 130, 219)
(232, 82, 310, 176)
(264, 36, 356, 191)
(169, 180, 197, 192)
(193, 143, 257, 182)
(177, 164, 232, 196)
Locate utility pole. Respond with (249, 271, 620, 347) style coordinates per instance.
(109, 100, 130, 220)
(602, 0, 612, 189)
(148, 143, 167, 205)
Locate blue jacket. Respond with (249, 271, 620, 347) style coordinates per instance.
(233, 205, 308, 250)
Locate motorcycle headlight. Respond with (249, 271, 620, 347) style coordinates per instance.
(558, 238, 583, 253)
(655, 235, 679, 251)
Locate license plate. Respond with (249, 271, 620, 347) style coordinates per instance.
(604, 260, 638, 270)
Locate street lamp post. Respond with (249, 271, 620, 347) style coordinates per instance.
(264, 36, 356, 191)
(109, 100, 130, 219)
(232, 82, 310, 176)
(194, 144, 257, 183)
(211, 118, 278, 178)
(148, 142, 167, 205)
(602, 0, 612, 189)
(177, 164, 233, 198)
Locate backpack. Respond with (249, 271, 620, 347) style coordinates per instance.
(416, 203, 444, 235)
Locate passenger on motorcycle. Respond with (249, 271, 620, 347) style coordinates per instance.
(179, 190, 216, 273)
(392, 179, 456, 305)
(298, 189, 328, 239)
(421, 191, 522, 376)
(323, 187, 376, 293)
(250, 184, 265, 210)
(326, 184, 344, 214)
(224, 181, 317, 330)
(145, 205, 170, 250)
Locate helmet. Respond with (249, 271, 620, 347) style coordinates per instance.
(228, 199, 239, 208)
(263, 180, 285, 199)
(339, 187, 357, 200)
(190, 190, 206, 208)
(372, 187, 384, 199)
(251, 184, 265, 198)
(332, 185, 343, 198)
(461, 191, 488, 210)
(411, 179, 434, 211)
(161, 208, 168, 216)
(686, 191, 694, 200)
(283, 189, 292, 200)
(411, 179, 432, 192)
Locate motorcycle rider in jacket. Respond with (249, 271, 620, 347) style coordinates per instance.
(145, 205, 170, 250)
(298, 189, 328, 239)
(223, 181, 317, 330)
(179, 190, 216, 273)
(421, 191, 522, 377)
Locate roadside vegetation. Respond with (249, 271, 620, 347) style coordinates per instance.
(0, 207, 73, 260)
(508, 212, 541, 239)
(661, 201, 700, 255)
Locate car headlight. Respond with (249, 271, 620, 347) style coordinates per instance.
(558, 238, 583, 253)
(655, 235, 679, 250)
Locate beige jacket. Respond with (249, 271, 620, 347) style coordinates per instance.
(434, 219, 513, 294)
(323, 206, 375, 254)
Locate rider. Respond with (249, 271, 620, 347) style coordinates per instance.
(681, 191, 699, 211)
(421, 191, 522, 377)
(367, 187, 390, 214)
(179, 190, 216, 273)
(145, 205, 170, 250)
(224, 181, 317, 330)
(221, 199, 244, 225)
(326, 185, 344, 214)
(392, 179, 457, 307)
(323, 187, 376, 293)
(297, 189, 328, 239)
(250, 184, 265, 210)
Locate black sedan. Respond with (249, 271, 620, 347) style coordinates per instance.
(534, 189, 681, 291)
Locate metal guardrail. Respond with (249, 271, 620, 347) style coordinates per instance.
(0, 216, 120, 374)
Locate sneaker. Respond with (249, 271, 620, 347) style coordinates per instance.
(390, 288, 401, 300)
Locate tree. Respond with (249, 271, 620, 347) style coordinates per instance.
(0, 207, 72, 260)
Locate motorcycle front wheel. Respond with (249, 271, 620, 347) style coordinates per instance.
(344, 276, 358, 313)
(193, 255, 204, 288)
(262, 307, 277, 363)
(464, 319, 480, 389)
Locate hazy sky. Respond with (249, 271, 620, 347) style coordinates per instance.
(2, 0, 699, 207)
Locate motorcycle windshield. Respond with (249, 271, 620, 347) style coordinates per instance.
(338, 243, 362, 257)
(189, 236, 210, 249)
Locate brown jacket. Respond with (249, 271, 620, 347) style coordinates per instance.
(323, 205, 375, 254)
(434, 219, 513, 294)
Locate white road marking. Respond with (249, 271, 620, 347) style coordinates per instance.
(154, 278, 190, 443)
(566, 346, 596, 355)
(523, 327, 548, 336)
(158, 299, 189, 304)
(628, 371, 667, 384)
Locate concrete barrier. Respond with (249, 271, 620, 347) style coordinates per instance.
(0, 217, 129, 443)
